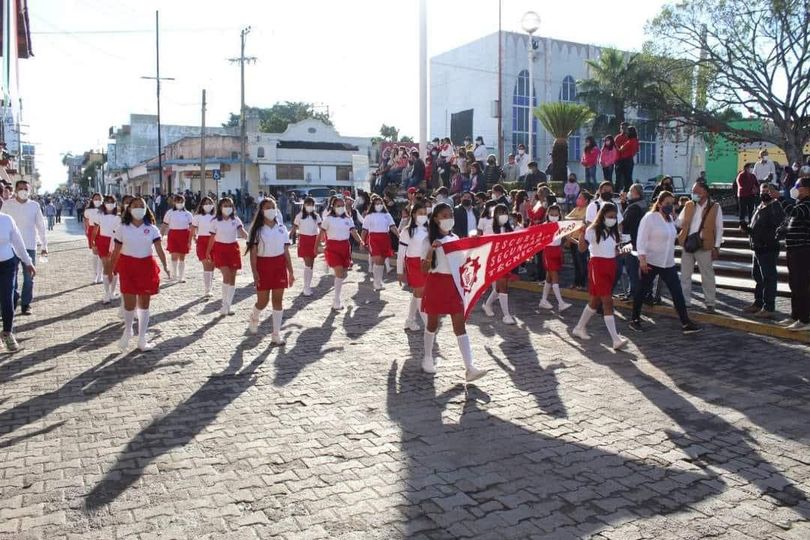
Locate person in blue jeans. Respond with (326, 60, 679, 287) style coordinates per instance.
(619, 184, 647, 300)
(0, 209, 35, 350)
(741, 182, 784, 318)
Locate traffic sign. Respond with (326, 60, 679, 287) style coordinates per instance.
(212, 169, 221, 181)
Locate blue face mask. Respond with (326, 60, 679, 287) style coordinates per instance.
(661, 205, 674, 215)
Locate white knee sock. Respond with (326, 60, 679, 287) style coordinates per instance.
(367, 252, 373, 270)
(541, 283, 550, 302)
(90, 256, 97, 279)
(456, 334, 474, 370)
(251, 306, 262, 321)
(222, 283, 232, 311)
(604, 315, 621, 342)
(304, 267, 313, 291)
(171, 260, 178, 278)
(407, 296, 419, 322)
(272, 310, 283, 337)
(334, 277, 344, 307)
(498, 293, 510, 317)
(418, 298, 427, 324)
(384, 258, 391, 273)
(203, 271, 213, 294)
(486, 286, 497, 307)
(552, 284, 565, 305)
(576, 305, 597, 329)
(423, 330, 435, 360)
(123, 309, 135, 337)
(102, 275, 110, 299)
(373, 264, 383, 289)
(136, 309, 150, 344)
(227, 284, 236, 306)
(178, 261, 185, 281)
(111, 275, 118, 297)
(97, 257, 104, 279)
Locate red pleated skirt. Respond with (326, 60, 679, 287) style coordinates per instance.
(421, 273, 464, 315)
(117, 254, 160, 296)
(95, 235, 112, 258)
(297, 234, 317, 259)
(196, 236, 210, 262)
(256, 255, 289, 291)
(405, 256, 427, 288)
(325, 239, 351, 268)
(367, 232, 393, 258)
(167, 229, 190, 254)
(543, 245, 563, 272)
(212, 241, 242, 270)
(588, 256, 616, 297)
(86, 225, 98, 249)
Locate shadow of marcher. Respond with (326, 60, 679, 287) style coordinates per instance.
(386, 360, 720, 537)
(84, 344, 274, 510)
(341, 283, 394, 339)
(273, 309, 342, 387)
(486, 345, 567, 419)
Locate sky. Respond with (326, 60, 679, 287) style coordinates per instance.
(23, 0, 669, 191)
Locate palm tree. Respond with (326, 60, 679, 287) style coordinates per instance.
(533, 102, 595, 182)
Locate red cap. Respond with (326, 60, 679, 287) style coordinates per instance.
(407, 187, 418, 194)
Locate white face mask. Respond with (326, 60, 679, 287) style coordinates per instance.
(130, 208, 146, 220)
(175, 203, 184, 210)
(439, 218, 455, 232)
(790, 187, 800, 199)
(604, 217, 617, 228)
(793, 165, 800, 172)
(92, 199, 102, 208)
(426, 206, 433, 214)
(304, 205, 315, 212)
(263, 208, 277, 220)
(415, 214, 429, 226)
(374, 204, 384, 212)
(203, 204, 214, 213)
(497, 215, 509, 225)
(548, 215, 560, 222)
(335, 207, 346, 216)
(104, 203, 115, 211)
(16, 190, 30, 201)
(518, 149, 525, 155)
(222, 207, 233, 216)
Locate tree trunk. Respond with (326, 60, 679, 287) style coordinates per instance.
(552, 139, 569, 183)
(782, 132, 808, 168)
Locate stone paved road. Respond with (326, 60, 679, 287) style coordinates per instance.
(1, 218, 809, 539)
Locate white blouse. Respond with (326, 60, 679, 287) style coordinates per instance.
(362, 211, 395, 233)
(322, 215, 355, 241)
(209, 217, 244, 244)
(256, 223, 291, 257)
(397, 226, 430, 273)
(431, 234, 458, 274)
(163, 209, 193, 230)
(114, 223, 161, 258)
(93, 213, 121, 237)
(636, 212, 677, 268)
(192, 213, 216, 236)
(293, 212, 322, 236)
(585, 227, 618, 259)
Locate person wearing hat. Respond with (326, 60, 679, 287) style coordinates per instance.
(778, 167, 810, 331)
(741, 182, 784, 319)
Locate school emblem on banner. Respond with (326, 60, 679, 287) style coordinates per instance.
(442, 221, 581, 319)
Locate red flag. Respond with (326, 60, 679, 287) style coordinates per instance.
(442, 221, 581, 319)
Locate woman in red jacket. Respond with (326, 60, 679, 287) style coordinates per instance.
(615, 126, 639, 192)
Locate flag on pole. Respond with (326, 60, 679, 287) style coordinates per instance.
(443, 221, 582, 319)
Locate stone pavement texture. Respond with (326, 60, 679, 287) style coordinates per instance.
(1, 217, 809, 539)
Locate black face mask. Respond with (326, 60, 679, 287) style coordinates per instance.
(568, 177, 576, 183)
(462, 199, 472, 207)
(760, 193, 772, 203)
(601, 192, 613, 202)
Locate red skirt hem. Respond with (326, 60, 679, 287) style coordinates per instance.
(195, 236, 210, 262)
(297, 234, 317, 259)
(422, 273, 464, 315)
(588, 256, 616, 297)
(543, 245, 563, 272)
(367, 232, 393, 258)
(325, 239, 351, 269)
(213, 241, 242, 269)
(95, 235, 112, 258)
(256, 255, 289, 290)
(118, 254, 160, 295)
(405, 256, 427, 288)
(167, 229, 191, 254)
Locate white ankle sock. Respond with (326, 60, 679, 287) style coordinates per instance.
(272, 310, 283, 337)
(576, 305, 597, 329)
(203, 271, 213, 293)
(373, 264, 383, 288)
(552, 283, 565, 304)
(334, 277, 344, 306)
(498, 293, 510, 317)
(456, 334, 474, 370)
(604, 315, 621, 342)
(304, 267, 313, 290)
(423, 330, 435, 360)
(541, 283, 550, 302)
(178, 261, 185, 281)
(136, 309, 150, 343)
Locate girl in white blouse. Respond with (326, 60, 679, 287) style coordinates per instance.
(84, 192, 103, 284)
(396, 202, 430, 331)
(320, 198, 364, 311)
(205, 198, 248, 316)
(246, 197, 294, 344)
(90, 195, 122, 304)
(361, 195, 399, 291)
(288, 196, 321, 297)
(191, 197, 217, 297)
(161, 194, 194, 283)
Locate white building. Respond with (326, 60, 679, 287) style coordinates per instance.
(430, 32, 705, 185)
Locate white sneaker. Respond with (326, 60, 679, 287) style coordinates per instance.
(482, 302, 495, 317)
(787, 321, 810, 332)
(404, 319, 421, 332)
(572, 326, 591, 340)
(558, 301, 572, 312)
(220, 307, 235, 316)
(373, 285, 385, 292)
(271, 334, 286, 345)
(612, 337, 629, 351)
(538, 299, 553, 310)
(137, 340, 155, 351)
(502, 315, 516, 325)
(422, 357, 436, 374)
(302, 288, 313, 297)
(248, 316, 259, 334)
(465, 367, 488, 383)
(778, 317, 796, 327)
(102, 295, 110, 305)
(332, 303, 344, 311)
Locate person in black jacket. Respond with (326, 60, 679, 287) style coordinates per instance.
(777, 171, 810, 329)
(620, 183, 647, 301)
(741, 182, 785, 319)
(453, 191, 480, 238)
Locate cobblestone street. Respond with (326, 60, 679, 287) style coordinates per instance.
(1, 218, 809, 539)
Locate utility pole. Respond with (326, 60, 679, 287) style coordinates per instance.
(229, 27, 257, 201)
(418, 0, 427, 158)
(200, 89, 206, 195)
(141, 10, 174, 205)
(497, 0, 503, 164)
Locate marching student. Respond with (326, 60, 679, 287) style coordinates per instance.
(161, 194, 194, 283)
(538, 204, 572, 312)
(397, 202, 430, 331)
(320, 197, 364, 311)
(246, 197, 294, 344)
(289, 196, 321, 296)
(90, 195, 122, 304)
(361, 195, 398, 291)
(191, 196, 217, 297)
(481, 203, 516, 324)
(571, 202, 629, 350)
(421, 202, 487, 382)
(205, 197, 247, 316)
(111, 197, 170, 351)
(84, 192, 103, 284)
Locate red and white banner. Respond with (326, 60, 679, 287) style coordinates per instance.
(443, 221, 581, 319)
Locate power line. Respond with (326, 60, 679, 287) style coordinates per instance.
(31, 27, 235, 36)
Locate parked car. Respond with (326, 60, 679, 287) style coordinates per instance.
(289, 187, 333, 212)
(642, 175, 689, 202)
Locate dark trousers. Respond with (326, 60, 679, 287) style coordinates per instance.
(738, 196, 756, 224)
(0, 257, 17, 332)
(533, 252, 546, 283)
(615, 157, 635, 192)
(752, 249, 778, 312)
(569, 245, 588, 287)
(625, 254, 641, 299)
(13, 250, 35, 309)
(602, 165, 614, 184)
(632, 264, 690, 325)
(787, 247, 810, 323)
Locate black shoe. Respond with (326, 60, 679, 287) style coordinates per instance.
(682, 322, 702, 334)
(20, 306, 32, 316)
(628, 320, 644, 333)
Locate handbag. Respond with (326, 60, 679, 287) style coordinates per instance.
(683, 201, 713, 253)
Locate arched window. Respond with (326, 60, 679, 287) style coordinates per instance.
(560, 75, 576, 102)
(257, 146, 265, 158)
(511, 69, 537, 157)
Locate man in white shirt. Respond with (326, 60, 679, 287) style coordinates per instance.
(515, 144, 530, 179)
(676, 181, 724, 313)
(473, 136, 488, 170)
(1, 180, 48, 315)
(752, 149, 777, 185)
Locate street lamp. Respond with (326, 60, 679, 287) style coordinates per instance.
(521, 11, 541, 164)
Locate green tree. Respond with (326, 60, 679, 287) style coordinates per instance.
(223, 101, 332, 133)
(534, 103, 595, 182)
(379, 124, 400, 142)
(80, 160, 103, 194)
(644, 0, 810, 164)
